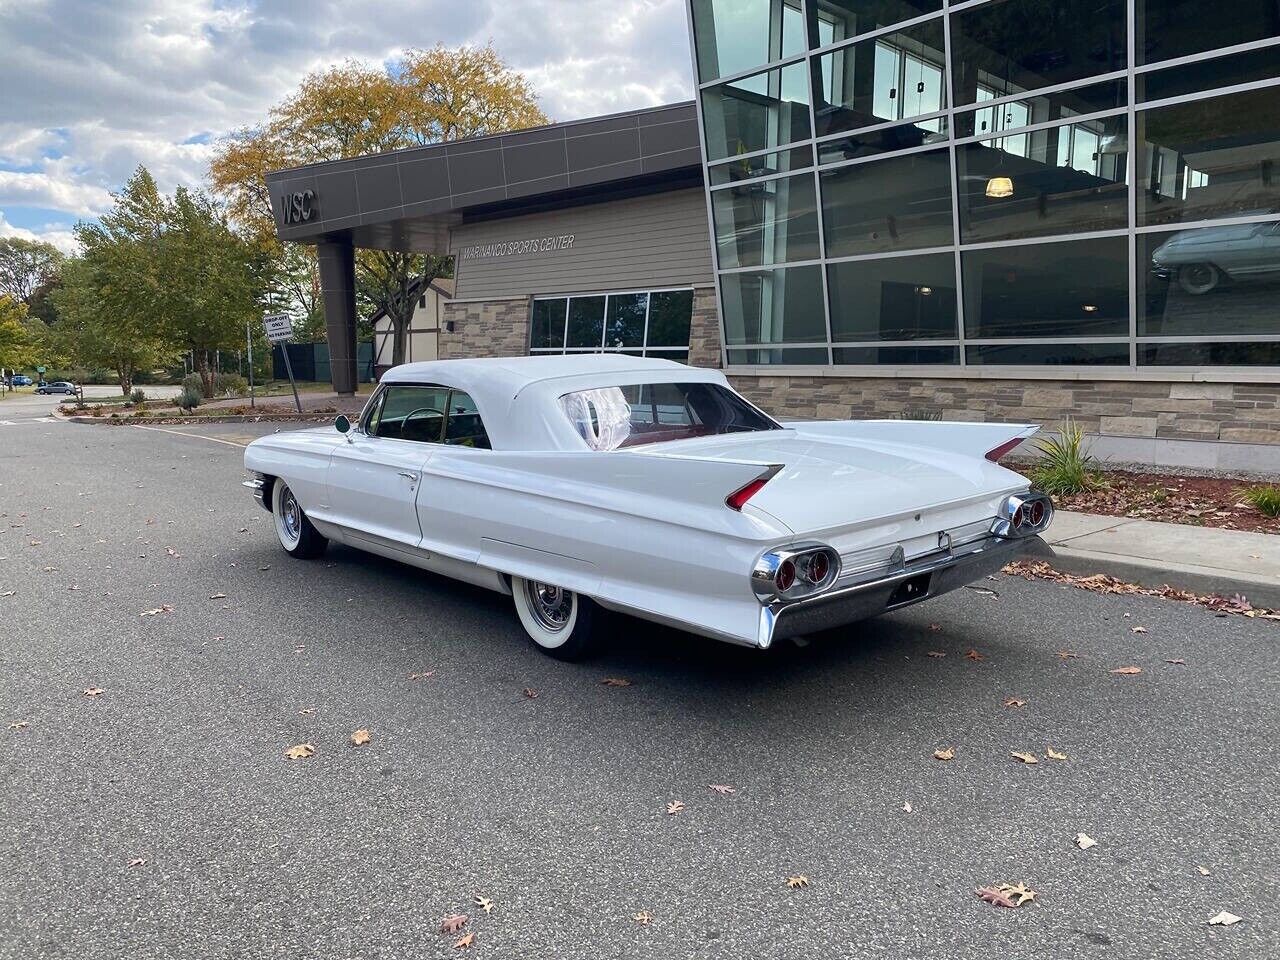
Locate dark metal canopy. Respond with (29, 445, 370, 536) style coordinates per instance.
(265, 102, 702, 253)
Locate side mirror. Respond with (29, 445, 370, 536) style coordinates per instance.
(335, 415, 351, 434)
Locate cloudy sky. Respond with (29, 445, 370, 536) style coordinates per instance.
(0, 0, 695, 253)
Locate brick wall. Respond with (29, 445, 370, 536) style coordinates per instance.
(727, 375, 1280, 445)
(438, 297, 531, 360)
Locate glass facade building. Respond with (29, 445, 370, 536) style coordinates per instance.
(687, 0, 1280, 369)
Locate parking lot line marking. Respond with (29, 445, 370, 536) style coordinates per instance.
(130, 424, 250, 448)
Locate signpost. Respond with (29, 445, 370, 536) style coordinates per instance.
(263, 313, 302, 413)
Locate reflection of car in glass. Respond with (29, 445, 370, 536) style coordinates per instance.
(244, 356, 1052, 660)
(1151, 221, 1280, 295)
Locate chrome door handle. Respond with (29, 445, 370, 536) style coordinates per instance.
(398, 471, 417, 481)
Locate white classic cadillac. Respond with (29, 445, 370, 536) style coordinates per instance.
(243, 355, 1052, 659)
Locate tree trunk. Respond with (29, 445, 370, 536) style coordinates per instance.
(197, 350, 214, 397)
(117, 360, 133, 396)
(392, 307, 411, 366)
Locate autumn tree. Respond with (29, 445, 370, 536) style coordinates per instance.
(0, 237, 64, 305)
(0, 294, 37, 371)
(209, 44, 548, 366)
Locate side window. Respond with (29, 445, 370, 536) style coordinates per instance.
(443, 391, 492, 449)
(372, 385, 450, 443)
(362, 390, 386, 435)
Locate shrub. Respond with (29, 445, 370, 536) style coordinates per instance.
(130, 388, 147, 405)
(181, 372, 205, 398)
(1029, 419, 1103, 497)
(1241, 485, 1280, 518)
(213, 372, 249, 397)
(177, 386, 202, 412)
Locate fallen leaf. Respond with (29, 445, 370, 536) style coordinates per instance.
(1045, 747, 1068, 761)
(297, 707, 316, 716)
(1207, 911, 1241, 926)
(965, 649, 984, 662)
(666, 800, 684, 815)
(208, 593, 227, 600)
(964, 585, 999, 599)
(926, 650, 946, 658)
(284, 743, 314, 760)
(1011, 751, 1039, 764)
(902, 800, 913, 813)
(632, 910, 654, 925)
(601, 677, 632, 687)
(0, 591, 13, 598)
(452, 932, 475, 949)
(1057, 650, 1082, 660)
(928, 623, 941, 632)
(1004, 697, 1027, 708)
(1165, 658, 1186, 665)
(785, 875, 810, 889)
(1131, 625, 1148, 634)
(83, 687, 104, 697)
(1076, 833, 1097, 850)
(976, 886, 1018, 908)
(9, 721, 29, 730)
(997, 882, 1039, 906)
(522, 687, 538, 699)
(165, 547, 180, 558)
(408, 671, 436, 681)
(1196, 866, 1211, 876)
(440, 914, 469, 934)
(473, 895, 494, 915)
(140, 605, 173, 617)
(128, 858, 147, 868)
(934, 747, 956, 761)
(1110, 666, 1143, 675)
(350, 729, 371, 746)
(708, 784, 736, 795)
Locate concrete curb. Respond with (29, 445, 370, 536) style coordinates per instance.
(1029, 541, 1280, 609)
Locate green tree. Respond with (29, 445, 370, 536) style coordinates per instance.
(0, 237, 64, 305)
(155, 187, 266, 397)
(52, 169, 174, 394)
(209, 43, 548, 366)
(0, 294, 37, 371)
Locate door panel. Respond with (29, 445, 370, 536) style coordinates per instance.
(327, 434, 433, 550)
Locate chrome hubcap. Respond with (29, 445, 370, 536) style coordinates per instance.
(525, 581, 573, 632)
(281, 490, 301, 540)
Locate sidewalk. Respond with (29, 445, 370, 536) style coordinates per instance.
(1037, 510, 1280, 608)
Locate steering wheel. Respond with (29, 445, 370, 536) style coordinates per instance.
(402, 407, 445, 441)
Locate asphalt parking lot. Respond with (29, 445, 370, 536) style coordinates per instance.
(1, 411, 1276, 960)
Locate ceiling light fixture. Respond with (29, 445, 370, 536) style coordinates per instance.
(985, 175, 1014, 198)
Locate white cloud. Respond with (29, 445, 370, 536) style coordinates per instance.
(0, 1, 697, 238)
(0, 212, 80, 255)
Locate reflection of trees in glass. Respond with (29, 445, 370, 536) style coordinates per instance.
(566, 296, 606, 348)
(530, 298, 567, 349)
(605, 294, 648, 348)
(647, 292, 696, 348)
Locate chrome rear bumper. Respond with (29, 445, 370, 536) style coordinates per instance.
(760, 533, 1039, 647)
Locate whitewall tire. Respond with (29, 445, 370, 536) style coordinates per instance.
(511, 577, 599, 660)
(272, 480, 328, 559)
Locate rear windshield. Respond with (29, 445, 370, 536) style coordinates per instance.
(560, 382, 781, 451)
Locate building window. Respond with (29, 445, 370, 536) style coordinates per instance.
(529, 289, 694, 362)
(690, 0, 1280, 369)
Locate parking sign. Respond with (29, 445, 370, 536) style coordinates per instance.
(263, 313, 293, 344)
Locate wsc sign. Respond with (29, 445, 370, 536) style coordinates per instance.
(281, 189, 316, 225)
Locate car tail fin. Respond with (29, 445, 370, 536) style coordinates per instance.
(726, 466, 782, 511)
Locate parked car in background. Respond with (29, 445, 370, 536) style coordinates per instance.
(10, 374, 33, 386)
(243, 356, 1053, 660)
(35, 381, 79, 395)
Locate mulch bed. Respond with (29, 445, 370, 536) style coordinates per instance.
(1038, 469, 1280, 535)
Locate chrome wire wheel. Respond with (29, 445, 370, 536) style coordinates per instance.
(524, 580, 574, 633)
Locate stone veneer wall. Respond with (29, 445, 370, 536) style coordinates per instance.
(727, 376, 1280, 446)
(438, 297, 532, 360)
(687, 287, 722, 368)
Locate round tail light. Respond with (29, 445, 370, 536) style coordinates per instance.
(1012, 505, 1026, 529)
(775, 559, 796, 592)
(806, 551, 830, 584)
(1029, 500, 1045, 526)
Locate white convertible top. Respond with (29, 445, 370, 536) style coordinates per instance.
(377, 355, 732, 451)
